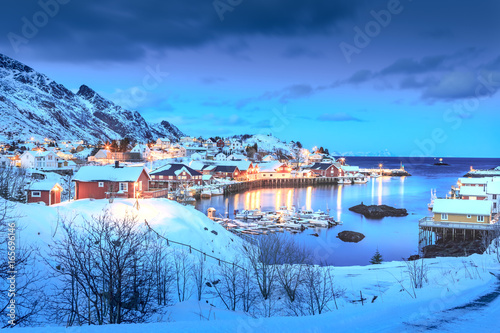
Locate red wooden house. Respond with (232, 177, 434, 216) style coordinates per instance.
(73, 164, 150, 200)
(149, 163, 203, 191)
(26, 181, 63, 206)
(216, 139, 225, 149)
(309, 162, 342, 177)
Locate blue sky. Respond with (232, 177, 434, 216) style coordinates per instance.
(1, 0, 499, 157)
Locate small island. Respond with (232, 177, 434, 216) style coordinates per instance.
(349, 203, 408, 219)
(433, 158, 449, 166)
(337, 231, 365, 243)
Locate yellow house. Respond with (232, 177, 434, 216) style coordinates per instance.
(432, 199, 492, 224)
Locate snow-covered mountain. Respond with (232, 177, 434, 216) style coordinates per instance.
(0, 53, 184, 143)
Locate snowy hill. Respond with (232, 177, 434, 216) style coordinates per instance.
(0, 54, 184, 143)
(243, 134, 294, 155)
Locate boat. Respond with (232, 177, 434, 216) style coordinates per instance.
(201, 188, 211, 198)
(428, 189, 437, 209)
(337, 178, 345, 184)
(370, 173, 381, 178)
(354, 177, 368, 184)
(211, 186, 224, 196)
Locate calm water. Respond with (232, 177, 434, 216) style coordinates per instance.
(195, 157, 500, 266)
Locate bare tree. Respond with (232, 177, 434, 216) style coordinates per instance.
(192, 253, 207, 302)
(301, 265, 342, 316)
(47, 212, 160, 325)
(173, 250, 193, 302)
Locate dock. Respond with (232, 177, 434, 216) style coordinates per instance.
(418, 216, 499, 248)
(359, 168, 411, 177)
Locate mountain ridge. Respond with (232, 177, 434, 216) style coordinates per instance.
(0, 53, 184, 143)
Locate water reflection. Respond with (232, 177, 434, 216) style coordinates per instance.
(378, 177, 383, 205)
(306, 186, 312, 210)
(337, 184, 343, 221)
(287, 189, 293, 210)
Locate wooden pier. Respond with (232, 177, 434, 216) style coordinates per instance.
(223, 177, 342, 194)
(418, 217, 497, 248)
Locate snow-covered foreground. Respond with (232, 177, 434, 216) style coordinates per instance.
(19, 198, 243, 263)
(10, 198, 500, 331)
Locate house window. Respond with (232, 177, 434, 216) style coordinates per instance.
(159, 175, 164, 179)
(494, 195, 497, 200)
(119, 183, 128, 192)
(138, 181, 142, 191)
(31, 191, 41, 197)
(98, 182, 104, 188)
(477, 215, 485, 222)
(494, 203, 497, 209)
(467, 214, 471, 219)
(441, 213, 448, 220)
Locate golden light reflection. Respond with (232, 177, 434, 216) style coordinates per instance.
(256, 191, 261, 210)
(371, 177, 375, 205)
(306, 186, 312, 211)
(337, 184, 343, 221)
(377, 177, 383, 205)
(287, 189, 293, 210)
(275, 190, 282, 211)
(245, 192, 250, 210)
(399, 176, 405, 206)
(233, 194, 239, 211)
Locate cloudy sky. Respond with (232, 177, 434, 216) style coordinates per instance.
(1, 0, 499, 157)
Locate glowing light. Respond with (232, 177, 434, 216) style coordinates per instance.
(306, 186, 312, 211)
(286, 190, 293, 210)
(378, 177, 383, 205)
(337, 184, 342, 221)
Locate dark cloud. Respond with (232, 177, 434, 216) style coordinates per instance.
(345, 69, 372, 84)
(422, 71, 500, 100)
(0, 0, 361, 61)
(379, 56, 448, 76)
(399, 76, 436, 89)
(317, 113, 362, 122)
(236, 83, 315, 109)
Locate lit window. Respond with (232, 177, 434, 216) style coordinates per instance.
(98, 182, 104, 188)
(477, 216, 485, 222)
(441, 213, 448, 220)
(159, 175, 164, 179)
(32, 191, 41, 197)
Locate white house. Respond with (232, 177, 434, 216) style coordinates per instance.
(156, 138, 171, 149)
(228, 153, 247, 161)
(0, 155, 13, 167)
(257, 162, 292, 179)
(20, 151, 59, 169)
(216, 153, 227, 161)
(131, 144, 151, 159)
(486, 180, 500, 214)
(230, 139, 243, 151)
(191, 152, 203, 161)
(262, 155, 275, 162)
(203, 139, 216, 148)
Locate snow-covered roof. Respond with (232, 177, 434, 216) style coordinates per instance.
(432, 199, 492, 216)
(458, 177, 490, 185)
(74, 165, 148, 182)
(459, 186, 487, 197)
(486, 180, 500, 195)
(157, 138, 170, 142)
(28, 181, 62, 191)
(131, 144, 150, 152)
(258, 161, 285, 173)
(341, 165, 359, 172)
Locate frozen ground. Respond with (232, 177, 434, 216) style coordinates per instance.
(9, 198, 500, 332)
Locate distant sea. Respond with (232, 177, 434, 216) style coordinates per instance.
(196, 157, 500, 266)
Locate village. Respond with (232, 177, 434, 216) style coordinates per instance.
(2, 134, 499, 241)
(0, 134, 384, 205)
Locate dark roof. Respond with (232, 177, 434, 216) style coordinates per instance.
(310, 162, 335, 171)
(212, 165, 238, 173)
(151, 163, 202, 176)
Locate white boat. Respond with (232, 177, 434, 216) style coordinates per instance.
(370, 173, 381, 178)
(337, 178, 345, 184)
(354, 178, 368, 184)
(201, 188, 211, 198)
(211, 186, 224, 196)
